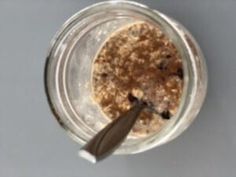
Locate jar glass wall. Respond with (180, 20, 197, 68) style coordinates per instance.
(45, 1, 207, 154)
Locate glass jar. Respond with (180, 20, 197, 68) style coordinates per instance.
(44, 1, 207, 154)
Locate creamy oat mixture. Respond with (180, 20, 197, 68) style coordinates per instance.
(92, 22, 184, 136)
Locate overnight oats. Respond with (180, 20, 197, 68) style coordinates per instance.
(92, 22, 184, 137)
(45, 1, 207, 155)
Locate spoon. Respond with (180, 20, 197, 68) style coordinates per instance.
(79, 96, 148, 163)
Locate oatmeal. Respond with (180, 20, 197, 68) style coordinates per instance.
(92, 22, 184, 136)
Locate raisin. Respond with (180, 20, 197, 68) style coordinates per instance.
(176, 68, 183, 79)
(161, 110, 171, 120)
(128, 93, 138, 103)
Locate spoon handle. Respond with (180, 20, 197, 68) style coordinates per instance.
(79, 101, 146, 163)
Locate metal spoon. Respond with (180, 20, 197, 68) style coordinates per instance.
(79, 98, 147, 163)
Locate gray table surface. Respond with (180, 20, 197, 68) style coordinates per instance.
(1, 0, 236, 177)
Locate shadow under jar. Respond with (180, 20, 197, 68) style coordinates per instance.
(45, 1, 207, 155)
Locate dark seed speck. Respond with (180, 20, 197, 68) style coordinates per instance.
(157, 60, 168, 70)
(166, 54, 172, 58)
(101, 73, 108, 78)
